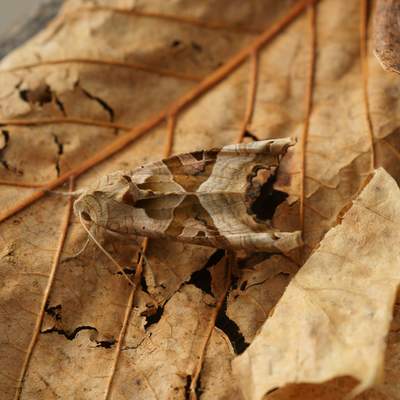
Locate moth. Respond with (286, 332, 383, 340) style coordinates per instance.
(74, 138, 301, 253)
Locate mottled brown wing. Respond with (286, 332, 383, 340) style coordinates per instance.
(74, 138, 301, 252)
(130, 192, 301, 252)
(129, 138, 292, 196)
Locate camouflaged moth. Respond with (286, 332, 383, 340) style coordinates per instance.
(74, 138, 301, 253)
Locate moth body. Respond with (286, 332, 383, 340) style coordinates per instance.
(74, 139, 301, 252)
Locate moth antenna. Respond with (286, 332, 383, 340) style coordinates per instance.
(62, 237, 91, 262)
(45, 189, 85, 197)
(103, 229, 150, 269)
(78, 213, 135, 287)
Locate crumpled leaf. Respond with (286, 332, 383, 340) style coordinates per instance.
(232, 168, 400, 400)
(373, 0, 400, 74)
(1, 0, 400, 399)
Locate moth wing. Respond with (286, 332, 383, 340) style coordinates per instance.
(132, 193, 301, 253)
(103, 138, 300, 252)
(129, 138, 293, 195)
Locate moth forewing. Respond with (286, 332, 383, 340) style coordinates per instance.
(74, 138, 301, 252)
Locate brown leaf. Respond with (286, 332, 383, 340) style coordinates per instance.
(1, 0, 400, 399)
(232, 168, 400, 400)
(373, 0, 400, 74)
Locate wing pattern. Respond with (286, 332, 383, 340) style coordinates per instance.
(74, 138, 301, 252)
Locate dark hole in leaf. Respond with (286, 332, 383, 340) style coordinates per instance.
(81, 88, 115, 121)
(0, 130, 10, 166)
(243, 129, 259, 141)
(45, 304, 62, 321)
(184, 375, 192, 399)
(19, 84, 53, 106)
(251, 173, 288, 220)
(116, 267, 136, 276)
(96, 339, 116, 349)
(1, 130, 9, 146)
(140, 274, 149, 293)
(230, 273, 239, 290)
(144, 306, 163, 329)
(171, 39, 182, 48)
(188, 249, 225, 296)
(55, 96, 66, 116)
(188, 267, 212, 295)
(53, 134, 64, 155)
(19, 90, 29, 102)
(195, 375, 203, 398)
(191, 151, 204, 161)
(216, 296, 249, 354)
(41, 325, 97, 341)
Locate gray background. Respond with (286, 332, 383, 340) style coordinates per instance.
(0, 0, 62, 58)
(0, 1, 44, 35)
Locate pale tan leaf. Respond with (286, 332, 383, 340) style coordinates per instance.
(232, 168, 400, 400)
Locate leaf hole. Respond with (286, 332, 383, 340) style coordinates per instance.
(19, 84, 53, 106)
(144, 306, 163, 329)
(188, 249, 225, 296)
(243, 129, 259, 141)
(216, 297, 249, 354)
(171, 39, 182, 48)
(250, 171, 288, 221)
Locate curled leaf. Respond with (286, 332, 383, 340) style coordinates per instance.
(374, 0, 400, 74)
(233, 168, 400, 399)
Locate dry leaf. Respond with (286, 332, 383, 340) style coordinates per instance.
(1, 0, 400, 399)
(373, 0, 400, 74)
(232, 168, 400, 400)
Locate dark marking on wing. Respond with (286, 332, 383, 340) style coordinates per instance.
(245, 166, 288, 221)
(162, 150, 218, 192)
(165, 194, 219, 237)
(135, 194, 184, 221)
(191, 151, 206, 161)
(137, 181, 181, 192)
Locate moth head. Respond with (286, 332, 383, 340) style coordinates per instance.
(73, 172, 142, 227)
(73, 186, 137, 288)
(73, 191, 109, 227)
